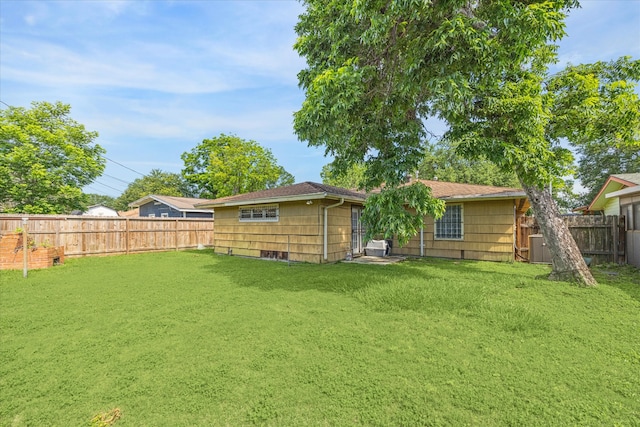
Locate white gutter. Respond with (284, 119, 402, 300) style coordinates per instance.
(324, 198, 345, 261)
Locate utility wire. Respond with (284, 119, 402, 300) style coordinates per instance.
(91, 180, 125, 193)
(103, 156, 145, 177)
(102, 173, 131, 185)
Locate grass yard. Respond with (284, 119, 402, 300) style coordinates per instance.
(1, 251, 639, 426)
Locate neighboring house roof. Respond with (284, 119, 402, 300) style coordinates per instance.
(118, 208, 140, 217)
(197, 182, 367, 208)
(197, 180, 527, 209)
(587, 173, 640, 212)
(129, 195, 214, 213)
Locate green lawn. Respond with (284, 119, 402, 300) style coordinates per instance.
(1, 252, 639, 426)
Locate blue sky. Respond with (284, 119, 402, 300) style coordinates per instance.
(1, 1, 639, 198)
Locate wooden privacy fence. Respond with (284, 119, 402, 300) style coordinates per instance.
(0, 215, 214, 258)
(517, 215, 625, 265)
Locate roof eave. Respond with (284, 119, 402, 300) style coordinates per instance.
(605, 185, 640, 198)
(198, 192, 365, 208)
(587, 176, 635, 211)
(441, 193, 527, 202)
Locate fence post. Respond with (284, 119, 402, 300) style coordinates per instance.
(612, 215, 619, 264)
(22, 217, 28, 278)
(126, 218, 130, 255)
(175, 219, 179, 251)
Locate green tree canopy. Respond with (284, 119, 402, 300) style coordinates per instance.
(0, 101, 105, 214)
(321, 161, 367, 189)
(181, 134, 295, 199)
(417, 141, 520, 188)
(113, 169, 190, 211)
(548, 58, 640, 206)
(293, 0, 616, 285)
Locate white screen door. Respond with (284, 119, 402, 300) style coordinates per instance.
(351, 207, 365, 254)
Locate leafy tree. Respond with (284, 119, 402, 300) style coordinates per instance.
(321, 161, 367, 189)
(181, 134, 295, 198)
(113, 169, 190, 211)
(577, 144, 640, 206)
(0, 101, 105, 214)
(417, 141, 520, 188)
(86, 193, 117, 209)
(293, 0, 615, 285)
(550, 58, 640, 206)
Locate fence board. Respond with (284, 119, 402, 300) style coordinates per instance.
(0, 215, 214, 257)
(517, 215, 624, 265)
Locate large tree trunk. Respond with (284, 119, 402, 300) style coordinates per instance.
(521, 181, 597, 286)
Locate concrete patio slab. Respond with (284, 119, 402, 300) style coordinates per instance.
(343, 255, 406, 265)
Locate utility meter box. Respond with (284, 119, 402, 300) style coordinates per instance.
(528, 234, 552, 264)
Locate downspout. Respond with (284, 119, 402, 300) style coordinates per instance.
(324, 198, 345, 261)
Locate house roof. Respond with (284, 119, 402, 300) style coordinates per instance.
(407, 179, 527, 201)
(129, 195, 214, 213)
(587, 173, 640, 212)
(197, 180, 527, 208)
(197, 182, 367, 208)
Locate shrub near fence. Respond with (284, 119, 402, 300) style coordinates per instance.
(0, 215, 214, 258)
(517, 215, 625, 265)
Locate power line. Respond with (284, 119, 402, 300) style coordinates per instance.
(102, 173, 131, 185)
(103, 156, 145, 177)
(91, 180, 125, 193)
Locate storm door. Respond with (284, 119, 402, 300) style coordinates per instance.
(351, 206, 365, 255)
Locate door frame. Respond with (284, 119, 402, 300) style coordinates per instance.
(351, 206, 365, 255)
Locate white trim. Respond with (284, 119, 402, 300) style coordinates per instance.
(606, 186, 640, 198)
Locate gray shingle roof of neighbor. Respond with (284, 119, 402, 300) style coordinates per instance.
(129, 195, 214, 212)
(611, 173, 640, 185)
(197, 182, 367, 207)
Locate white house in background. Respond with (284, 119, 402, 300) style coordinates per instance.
(83, 204, 119, 217)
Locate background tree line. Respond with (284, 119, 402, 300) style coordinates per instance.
(1, 103, 295, 214)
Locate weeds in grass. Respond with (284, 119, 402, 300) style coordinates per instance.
(89, 408, 121, 426)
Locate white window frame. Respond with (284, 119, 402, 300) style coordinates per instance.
(239, 204, 279, 222)
(160, 213, 169, 218)
(148, 214, 156, 218)
(435, 204, 464, 240)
